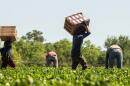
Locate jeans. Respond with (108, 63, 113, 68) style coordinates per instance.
(108, 48, 123, 68)
(1, 57, 16, 68)
(71, 55, 87, 69)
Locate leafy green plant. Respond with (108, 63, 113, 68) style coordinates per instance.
(0, 66, 130, 86)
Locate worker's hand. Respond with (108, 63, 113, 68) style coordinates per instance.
(86, 25, 90, 33)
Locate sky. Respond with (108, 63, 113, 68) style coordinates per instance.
(0, 0, 130, 49)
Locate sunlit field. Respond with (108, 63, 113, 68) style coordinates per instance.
(0, 66, 130, 86)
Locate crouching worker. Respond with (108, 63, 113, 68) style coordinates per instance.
(46, 51, 58, 67)
(105, 44, 123, 68)
(0, 40, 16, 69)
(71, 22, 91, 70)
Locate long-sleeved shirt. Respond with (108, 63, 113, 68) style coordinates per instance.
(71, 32, 91, 57)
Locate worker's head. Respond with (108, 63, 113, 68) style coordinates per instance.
(74, 25, 86, 35)
(4, 40, 12, 47)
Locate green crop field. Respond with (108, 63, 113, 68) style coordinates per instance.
(0, 66, 130, 86)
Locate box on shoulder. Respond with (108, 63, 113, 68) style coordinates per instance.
(64, 12, 90, 35)
(0, 26, 17, 41)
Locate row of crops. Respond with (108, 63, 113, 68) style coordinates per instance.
(0, 66, 130, 86)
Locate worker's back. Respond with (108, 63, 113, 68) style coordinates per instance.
(106, 44, 123, 68)
(110, 44, 121, 49)
(46, 51, 58, 67)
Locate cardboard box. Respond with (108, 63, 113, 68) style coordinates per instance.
(0, 26, 17, 41)
(64, 12, 90, 35)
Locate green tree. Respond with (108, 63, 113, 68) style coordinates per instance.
(14, 29, 46, 65)
(22, 30, 44, 42)
(105, 36, 130, 50)
(82, 40, 102, 66)
(53, 39, 72, 66)
(14, 39, 45, 63)
(104, 36, 118, 48)
(44, 43, 55, 53)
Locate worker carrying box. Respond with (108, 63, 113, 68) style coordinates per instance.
(0, 26, 17, 69)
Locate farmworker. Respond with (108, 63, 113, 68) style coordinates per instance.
(105, 44, 123, 68)
(71, 21, 91, 70)
(46, 51, 58, 67)
(0, 40, 16, 69)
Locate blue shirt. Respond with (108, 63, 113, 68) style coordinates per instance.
(71, 32, 91, 57)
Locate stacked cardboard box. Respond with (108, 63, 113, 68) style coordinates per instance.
(0, 26, 17, 41)
(64, 12, 90, 35)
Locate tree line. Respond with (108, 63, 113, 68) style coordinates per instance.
(0, 30, 130, 67)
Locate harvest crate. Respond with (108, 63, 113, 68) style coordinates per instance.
(64, 12, 90, 35)
(0, 26, 17, 41)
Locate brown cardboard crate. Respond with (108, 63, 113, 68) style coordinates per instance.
(64, 19, 78, 35)
(0, 26, 17, 41)
(0, 36, 16, 41)
(64, 12, 90, 35)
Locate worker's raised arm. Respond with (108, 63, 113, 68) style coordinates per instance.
(83, 25, 91, 38)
